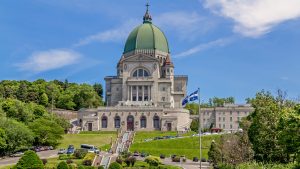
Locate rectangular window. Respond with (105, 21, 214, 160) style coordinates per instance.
(162, 97, 165, 101)
(230, 117, 232, 122)
(223, 124, 225, 128)
(219, 124, 221, 128)
(230, 111, 232, 115)
(219, 117, 221, 121)
(223, 117, 225, 122)
(230, 124, 233, 129)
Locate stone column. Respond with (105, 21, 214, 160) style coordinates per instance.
(136, 86, 138, 101)
(142, 86, 145, 101)
(130, 86, 132, 101)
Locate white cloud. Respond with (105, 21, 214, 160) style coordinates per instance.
(73, 19, 139, 47)
(173, 38, 233, 58)
(155, 11, 216, 40)
(204, 0, 300, 37)
(16, 49, 81, 73)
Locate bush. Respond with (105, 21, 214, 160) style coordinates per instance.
(82, 152, 96, 166)
(59, 154, 71, 160)
(42, 159, 48, 165)
(128, 156, 136, 166)
(57, 161, 69, 169)
(73, 149, 88, 159)
(116, 158, 123, 165)
(98, 166, 105, 169)
(108, 162, 123, 169)
(78, 165, 85, 169)
(82, 160, 92, 166)
(66, 159, 73, 164)
(182, 157, 186, 162)
(14, 150, 44, 169)
(145, 156, 161, 166)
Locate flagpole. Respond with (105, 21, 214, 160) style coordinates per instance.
(198, 88, 202, 169)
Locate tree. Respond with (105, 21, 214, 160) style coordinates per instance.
(57, 161, 68, 169)
(0, 128, 7, 155)
(190, 119, 199, 133)
(29, 118, 64, 147)
(39, 93, 48, 107)
(93, 83, 103, 98)
(208, 140, 221, 165)
(108, 162, 123, 169)
(14, 150, 43, 169)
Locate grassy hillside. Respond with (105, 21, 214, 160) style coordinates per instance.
(58, 131, 117, 150)
(130, 133, 220, 160)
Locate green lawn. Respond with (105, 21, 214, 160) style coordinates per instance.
(130, 133, 220, 160)
(58, 131, 117, 150)
(133, 131, 196, 143)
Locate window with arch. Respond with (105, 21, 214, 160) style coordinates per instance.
(140, 116, 147, 128)
(153, 116, 160, 129)
(114, 116, 121, 128)
(102, 116, 107, 128)
(132, 68, 149, 77)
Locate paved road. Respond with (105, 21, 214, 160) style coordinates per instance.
(0, 150, 58, 167)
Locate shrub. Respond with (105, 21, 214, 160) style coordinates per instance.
(57, 161, 69, 169)
(182, 157, 186, 162)
(42, 159, 48, 165)
(108, 162, 123, 169)
(98, 166, 105, 169)
(82, 160, 92, 166)
(124, 158, 130, 166)
(66, 159, 73, 164)
(15, 150, 44, 169)
(68, 164, 76, 169)
(59, 154, 71, 160)
(78, 165, 85, 169)
(128, 156, 136, 166)
(145, 156, 161, 166)
(73, 149, 88, 159)
(116, 158, 123, 165)
(82, 152, 96, 166)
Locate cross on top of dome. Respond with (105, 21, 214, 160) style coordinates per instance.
(143, 2, 152, 23)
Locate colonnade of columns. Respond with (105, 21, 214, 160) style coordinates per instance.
(127, 85, 151, 101)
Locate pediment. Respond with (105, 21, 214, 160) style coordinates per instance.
(123, 53, 159, 63)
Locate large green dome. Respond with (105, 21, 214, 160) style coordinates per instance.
(123, 20, 169, 54)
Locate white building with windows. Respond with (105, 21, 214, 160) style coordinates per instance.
(78, 5, 191, 132)
(200, 104, 254, 132)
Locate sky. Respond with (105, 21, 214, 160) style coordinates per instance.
(1, 0, 300, 103)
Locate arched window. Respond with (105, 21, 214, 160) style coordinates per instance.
(153, 116, 160, 129)
(132, 68, 150, 77)
(140, 116, 147, 128)
(114, 116, 121, 128)
(102, 116, 107, 128)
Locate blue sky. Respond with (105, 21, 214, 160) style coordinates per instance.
(1, 0, 300, 103)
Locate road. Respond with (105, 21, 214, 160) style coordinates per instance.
(0, 150, 58, 167)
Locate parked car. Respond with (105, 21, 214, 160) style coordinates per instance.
(140, 152, 148, 157)
(34, 147, 41, 152)
(193, 157, 199, 162)
(10, 152, 24, 157)
(133, 152, 139, 156)
(58, 149, 66, 154)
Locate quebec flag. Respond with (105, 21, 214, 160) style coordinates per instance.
(182, 89, 199, 107)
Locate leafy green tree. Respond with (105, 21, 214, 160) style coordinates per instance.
(14, 150, 44, 169)
(0, 128, 7, 155)
(0, 117, 34, 154)
(93, 83, 103, 98)
(2, 99, 34, 124)
(108, 162, 123, 169)
(56, 92, 76, 110)
(40, 93, 48, 106)
(16, 82, 28, 102)
(190, 119, 199, 133)
(57, 161, 68, 169)
(29, 118, 64, 147)
(208, 140, 221, 165)
(209, 97, 235, 107)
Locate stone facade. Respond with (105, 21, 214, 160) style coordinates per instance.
(78, 7, 191, 132)
(199, 104, 254, 132)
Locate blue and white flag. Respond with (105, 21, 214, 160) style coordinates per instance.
(189, 90, 199, 101)
(182, 95, 189, 107)
(182, 89, 199, 107)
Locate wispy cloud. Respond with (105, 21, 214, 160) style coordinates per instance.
(173, 37, 234, 58)
(155, 11, 216, 40)
(16, 49, 81, 73)
(204, 0, 300, 37)
(73, 19, 139, 47)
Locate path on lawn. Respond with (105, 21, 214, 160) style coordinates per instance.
(0, 150, 58, 167)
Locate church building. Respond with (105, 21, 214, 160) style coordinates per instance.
(78, 5, 191, 132)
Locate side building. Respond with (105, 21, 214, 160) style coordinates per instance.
(192, 104, 254, 132)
